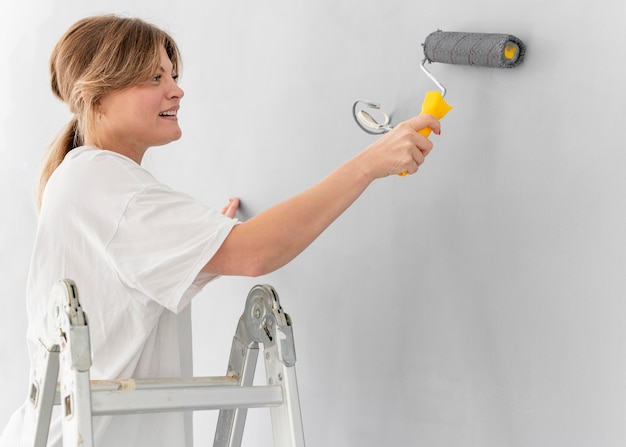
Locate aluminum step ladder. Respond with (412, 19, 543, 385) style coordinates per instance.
(20, 279, 305, 446)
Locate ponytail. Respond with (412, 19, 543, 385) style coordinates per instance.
(35, 117, 82, 212)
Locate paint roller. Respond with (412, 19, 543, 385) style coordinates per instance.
(354, 29, 526, 171)
(423, 30, 526, 69)
(418, 30, 526, 133)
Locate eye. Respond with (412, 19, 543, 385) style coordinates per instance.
(152, 74, 162, 82)
(172, 74, 179, 83)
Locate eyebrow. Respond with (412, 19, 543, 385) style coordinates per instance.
(158, 65, 177, 75)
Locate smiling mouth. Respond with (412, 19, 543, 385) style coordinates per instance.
(159, 110, 177, 116)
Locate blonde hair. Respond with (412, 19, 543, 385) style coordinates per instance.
(36, 14, 181, 210)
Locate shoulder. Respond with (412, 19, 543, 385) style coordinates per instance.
(47, 146, 163, 202)
(59, 146, 158, 186)
(42, 147, 162, 217)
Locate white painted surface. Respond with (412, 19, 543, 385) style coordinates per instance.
(1, 1, 625, 445)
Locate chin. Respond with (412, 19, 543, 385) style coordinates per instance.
(159, 130, 183, 146)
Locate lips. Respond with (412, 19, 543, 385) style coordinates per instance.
(159, 110, 177, 116)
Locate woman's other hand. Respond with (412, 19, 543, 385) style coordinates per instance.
(221, 197, 239, 218)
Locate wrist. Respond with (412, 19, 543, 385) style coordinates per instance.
(349, 150, 378, 184)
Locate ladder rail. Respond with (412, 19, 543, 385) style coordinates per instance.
(264, 345, 305, 447)
(20, 340, 60, 447)
(213, 328, 260, 447)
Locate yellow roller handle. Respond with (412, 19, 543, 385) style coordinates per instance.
(399, 91, 452, 176)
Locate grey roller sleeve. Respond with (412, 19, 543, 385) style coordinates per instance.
(423, 31, 526, 68)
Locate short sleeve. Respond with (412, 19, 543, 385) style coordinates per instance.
(106, 184, 238, 313)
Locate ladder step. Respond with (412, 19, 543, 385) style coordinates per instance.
(92, 376, 239, 391)
(54, 377, 284, 415)
(92, 385, 284, 415)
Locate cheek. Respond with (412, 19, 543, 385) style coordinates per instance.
(103, 91, 162, 131)
(122, 101, 157, 129)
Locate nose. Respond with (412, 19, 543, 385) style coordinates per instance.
(168, 77, 184, 100)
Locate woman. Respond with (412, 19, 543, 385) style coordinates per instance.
(1, 14, 440, 446)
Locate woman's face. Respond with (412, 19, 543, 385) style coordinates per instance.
(96, 46, 184, 163)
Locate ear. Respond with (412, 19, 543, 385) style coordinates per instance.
(81, 90, 102, 110)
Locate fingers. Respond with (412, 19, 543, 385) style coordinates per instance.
(402, 145, 426, 176)
(221, 197, 240, 218)
(357, 112, 442, 180)
(387, 114, 440, 176)
(404, 113, 441, 136)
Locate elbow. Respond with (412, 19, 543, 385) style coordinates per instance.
(207, 224, 287, 277)
(241, 264, 266, 278)
(241, 256, 277, 278)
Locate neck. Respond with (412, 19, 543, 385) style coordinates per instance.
(83, 137, 146, 165)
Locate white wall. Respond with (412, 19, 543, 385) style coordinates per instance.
(2, 0, 626, 446)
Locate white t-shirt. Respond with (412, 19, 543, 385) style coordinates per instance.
(1, 146, 239, 446)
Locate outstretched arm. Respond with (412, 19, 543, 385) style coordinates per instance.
(203, 113, 441, 277)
